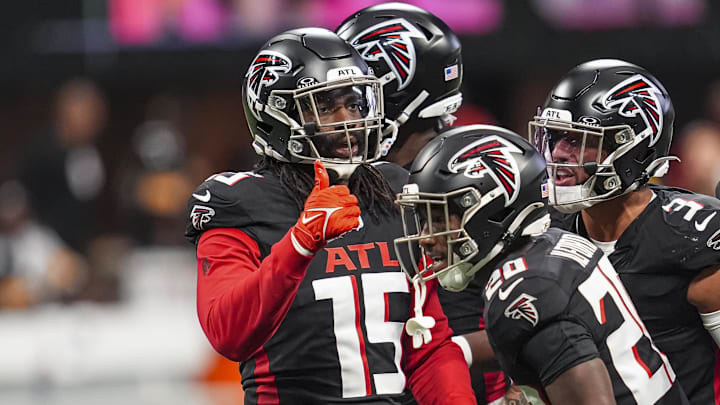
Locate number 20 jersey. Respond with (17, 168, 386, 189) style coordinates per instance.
(551, 185, 720, 403)
(185, 163, 456, 404)
(483, 228, 688, 405)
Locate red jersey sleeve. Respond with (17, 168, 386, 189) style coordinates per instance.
(195, 227, 313, 362)
(402, 279, 477, 405)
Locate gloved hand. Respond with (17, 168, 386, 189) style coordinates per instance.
(290, 161, 361, 257)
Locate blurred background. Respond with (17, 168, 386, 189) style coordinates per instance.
(1, 1, 719, 403)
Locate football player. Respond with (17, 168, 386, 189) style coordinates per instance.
(394, 124, 689, 404)
(336, 2, 463, 169)
(337, 5, 510, 404)
(184, 27, 476, 404)
(529, 59, 720, 403)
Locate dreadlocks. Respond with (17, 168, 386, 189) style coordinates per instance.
(255, 157, 398, 221)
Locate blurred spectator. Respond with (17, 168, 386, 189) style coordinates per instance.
(0, 181, 87, 309)
(17, 78, 109, 255)
(705, 80, 720, 126)
(118, 94, 194, 246)
(665, 121, 720, 196)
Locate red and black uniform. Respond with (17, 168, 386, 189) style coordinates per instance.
(185, 163, 475, 405)
(551, 184, 720, 404)
(437, 279, 509, 404)
(483, 227, 688, 404)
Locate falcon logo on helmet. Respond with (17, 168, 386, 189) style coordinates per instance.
(504, 293, 539, 326)
(348, 18, 423, 91)
(603, 75, 664, 147)
(448, 136, 522, 207)
(245, 51, 292, 118)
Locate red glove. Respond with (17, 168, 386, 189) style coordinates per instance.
(290, 161, 361, 257)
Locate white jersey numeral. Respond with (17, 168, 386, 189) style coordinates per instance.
(313, 273, 408, 398)
(209, 171, 261, 186)
(578, 256, 675, 405)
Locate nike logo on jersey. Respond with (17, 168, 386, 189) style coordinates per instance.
(498, 277, 524, 301)
(695, 212, 716, 232)
(192, 190, 211, 203)
(301, 213, 322, 224)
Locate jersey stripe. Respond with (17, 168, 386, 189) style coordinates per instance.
(632, 345, 652, 377)
(596, 262, 674, 382)
(254, 349, 279, 404)
(350, 275, 372, 396)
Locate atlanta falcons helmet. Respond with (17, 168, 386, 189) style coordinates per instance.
(394, 125, 550, 291)
(529, 59, 676, 213)
(336, 3, 463, 154)
(243, 27, 385, 168)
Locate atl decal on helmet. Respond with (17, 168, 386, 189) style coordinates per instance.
(348, 18, 423, 91)
(447, 135, 522, 207)
(603, 74, 664, 146)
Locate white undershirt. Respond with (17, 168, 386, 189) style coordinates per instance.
(589, 238, 617, 255)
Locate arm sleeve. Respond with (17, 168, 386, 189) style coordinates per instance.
(195, 227, 313, 362)
(521, 320, 599, 387)
(403, 279, 477, 405)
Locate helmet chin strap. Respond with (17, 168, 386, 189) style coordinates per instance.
(380, 91, 429, 156)
(323, 163, 360, 181)
(438, 204, 549, 292)
(551, 155, 680, 214)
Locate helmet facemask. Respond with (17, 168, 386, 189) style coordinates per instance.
(395, 184, 499, 292)
(529, 116, 638, 213)
(268, 76, 384, 166)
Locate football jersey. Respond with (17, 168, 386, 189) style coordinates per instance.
(483, 227, 688, 405)
(185, 163, 472, 404)
(438, 278, 509, 404)
(551, 185, 720, 404)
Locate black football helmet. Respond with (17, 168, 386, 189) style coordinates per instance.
(394, 125, 550, 291)
(243, 27, 385, 170)
(336, 3, 463, 154)
(529, 59, 676, 213)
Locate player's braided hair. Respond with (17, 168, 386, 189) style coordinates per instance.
(255, 157, 398, 221)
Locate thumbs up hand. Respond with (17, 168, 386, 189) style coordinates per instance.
(290, 161, 362, 257)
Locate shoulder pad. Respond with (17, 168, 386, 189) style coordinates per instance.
(653, 186, 720, 266)
(371, 161, 409, 194)
(485, 270, 570, 345)
(541, 229, 604, 270)
(184, 170, 289, 243)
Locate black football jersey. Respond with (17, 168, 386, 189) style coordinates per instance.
(551, 185, 720, 403)
(185, 164, 421, 404)
(483, 228, 688, 405)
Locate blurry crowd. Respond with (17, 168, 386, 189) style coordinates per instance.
(1, 74, 719, 311)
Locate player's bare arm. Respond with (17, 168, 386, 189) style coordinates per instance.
(688, 264, 720, 347)
(544, 358, 615, 405)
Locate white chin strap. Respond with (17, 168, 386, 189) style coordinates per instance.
(323, 163, 360, 181)
(548, 180, 601, 214)
(550, 156, 680, 214)
(379, 92, 462, 156)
